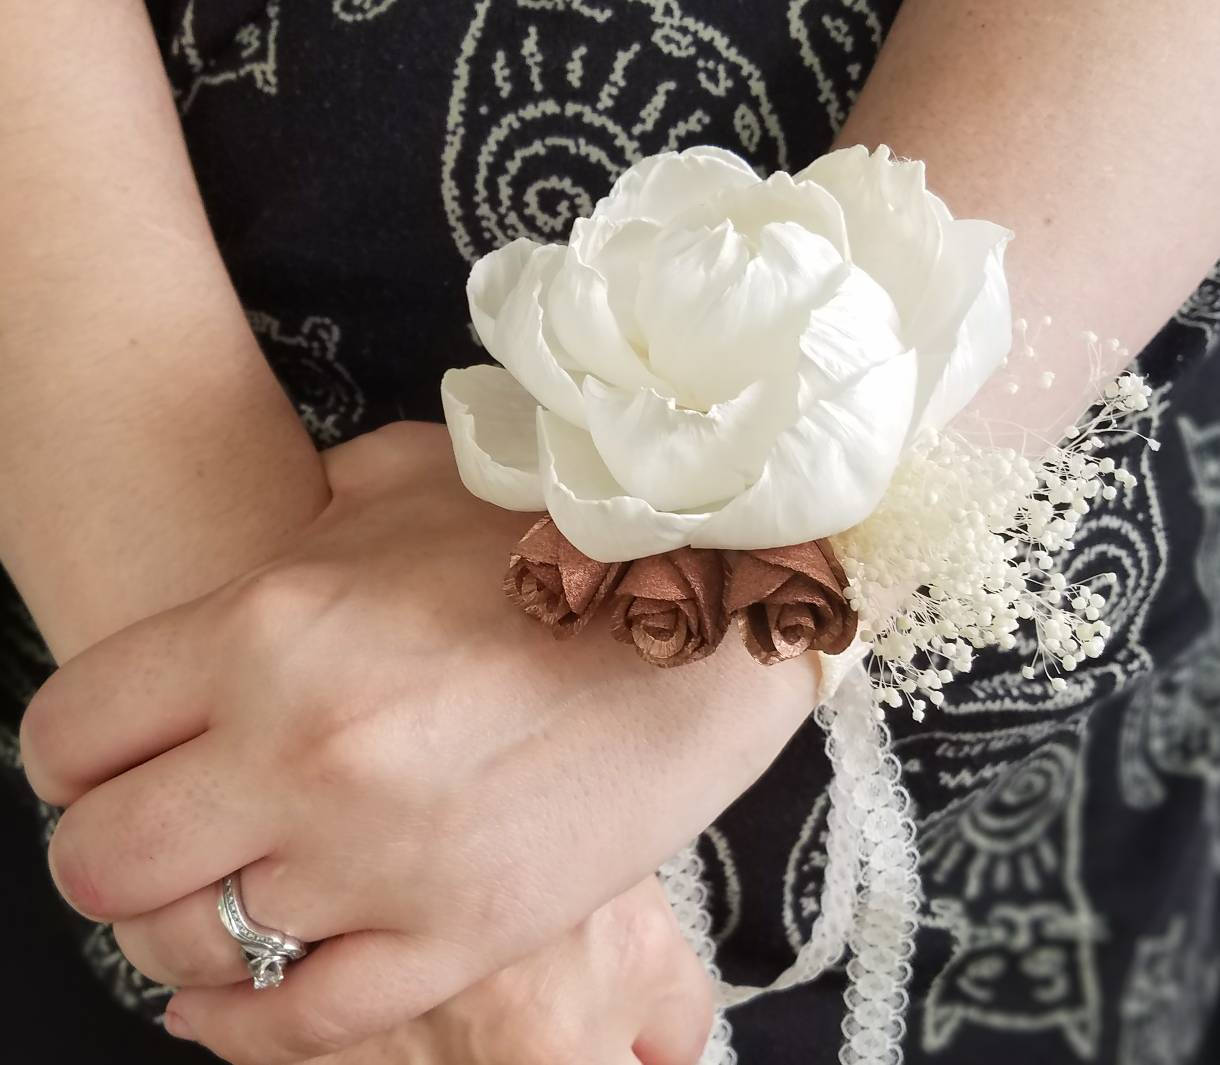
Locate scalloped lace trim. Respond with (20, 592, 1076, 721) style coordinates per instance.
(660, 664, 921, 1065)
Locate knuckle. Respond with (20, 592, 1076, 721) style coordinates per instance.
(335, 421, 414, 471)
(17, 668, 88, 810)
(323, 422, 441, 499)
(220, 560, 344, 656)
(351, 421, 413, 462)
(305, 720, 378, 786)
(47, 815, 110, 919)
(292, 710, 408, 811)
(18, 678, 74, 805)
(606, 888, 680, 979)
(281, 695, 407, 807)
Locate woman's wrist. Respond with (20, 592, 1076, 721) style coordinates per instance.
(0, 1, 330, 661)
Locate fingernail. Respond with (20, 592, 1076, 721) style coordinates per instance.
(164, 1011, 196, 1041)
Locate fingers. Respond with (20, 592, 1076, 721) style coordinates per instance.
(48, 729, 278, 921)
(633, 944, 715, 1065)
(303, 1027, 641, 1065)
(114, 889, 249, 989)
(112, 850, 362, 989)
(20, 595, 212, 807)
(167, 930, 473, 1065)
(155, 874, 705, 1065)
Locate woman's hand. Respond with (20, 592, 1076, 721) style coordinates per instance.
(294, 877, 712, 1065)
(21, 421, 813, 1064)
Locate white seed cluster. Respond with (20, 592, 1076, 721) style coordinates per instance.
(833, 371, 1156, 722)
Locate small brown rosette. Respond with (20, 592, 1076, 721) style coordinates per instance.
(609, 548, 728, 668)
(725, 540, 857, 665)
(504, 517, 623, 638)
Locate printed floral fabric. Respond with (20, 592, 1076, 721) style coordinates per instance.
(2, 3, 1219, 1062)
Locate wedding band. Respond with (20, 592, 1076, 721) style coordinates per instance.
(217, 873, 308, 990)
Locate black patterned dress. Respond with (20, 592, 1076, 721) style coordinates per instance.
(3, 3, 1219, 1063)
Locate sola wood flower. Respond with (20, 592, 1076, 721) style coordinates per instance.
(442, 144, 1012, 565)
(504, 517, 622, 638)
(609, 548, 727, 667)
(726, 541, 857, 665)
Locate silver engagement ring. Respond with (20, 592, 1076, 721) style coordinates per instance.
(217, 873, 307, 990)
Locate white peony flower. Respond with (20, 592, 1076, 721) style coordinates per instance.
(442, 144, 1013, 563)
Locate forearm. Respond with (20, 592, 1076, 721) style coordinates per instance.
(0, 0, 330, 662)
(838, 0, 1220, 422)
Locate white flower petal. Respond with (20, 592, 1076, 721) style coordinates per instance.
(638, 221, 846, 409)
(592, 146, 759, 227)
(572, 216, 662, 349)
(467, 237, 540, 349)
(907, 219, 1012, 351)
(537, 409, 705, 562)
(690, 348, 918, 549)
(681, 171, 851, 258)
(582, 371, 799, 512)
(545, 243, 673, 394)
(634, 221, 747, 403)
(441, 366, 544, 510)
(797, 145, 943, 321)
(926, 190, 954, 227)
(908, 219, 1013, 433)
(489, 245, 588, 427)
(800, 266, 903, 390)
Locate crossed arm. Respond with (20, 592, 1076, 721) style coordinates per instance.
(4, 2, 1220, 1063)
(0, 0, 331, 661)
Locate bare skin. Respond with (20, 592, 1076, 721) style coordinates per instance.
(6, 1, 1220, 1063)
(0, 3, 712, 1060)
(299, 876, 714, 1065)
(837, 1, 1220, 433)
(0, 0, 330, 659)
(24, 420, 808, 1063)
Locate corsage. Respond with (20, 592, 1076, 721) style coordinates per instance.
(440, 144, 1153, 1065)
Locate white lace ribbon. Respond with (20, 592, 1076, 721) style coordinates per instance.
(660, 661, 921, 1065)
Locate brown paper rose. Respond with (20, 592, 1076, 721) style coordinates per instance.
(504, 517, 623, 638)
(609, 548, 728, 667)
(725, 540, 857, 665)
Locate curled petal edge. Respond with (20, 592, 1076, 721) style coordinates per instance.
(537, 409, 707, 563)
(690, 348, 919, 550)
(592, 145, 760, 227)
(440, 365, 544, 511)
(467, 237, 539, 349)
(490, 246, 589, 428)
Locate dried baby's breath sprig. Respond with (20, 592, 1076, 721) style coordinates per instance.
(834, 368, 1155, 721)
